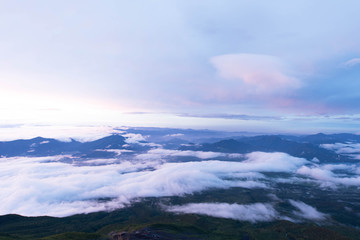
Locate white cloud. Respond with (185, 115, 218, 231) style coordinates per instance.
(121, 133, 161, 147)
(267, 193, 281, 201)
(0, 156, 159, 216)
(165, 133, 184, 137)
(110, 160, 271, 200)
(242, 151, 308, 172)
(135, 150, 308, 171)
(122, 133, 147, 144)
(228, 153, 243, 158)
(166, 202, 278, 223)
(297, 166, 334, 181)
(321, 142, 360, 161)
(311, 157, 320, 163)
(210, 54, 301, 96)
(297, 165, 360, 187)
(289, 200, 328, 221)
(135, 148, 227, 161)
(321, 143, 360, 153)
(81, 158, 118, 165)
(95, 149, 133, 156)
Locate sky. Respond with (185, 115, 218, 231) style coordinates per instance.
(1, 0, 360, 134)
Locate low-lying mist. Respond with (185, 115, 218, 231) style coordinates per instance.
(1, 148, 359, 221)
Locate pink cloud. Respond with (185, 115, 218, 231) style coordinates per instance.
(210, 54, 302, 95)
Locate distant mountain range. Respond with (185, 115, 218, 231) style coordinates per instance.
(180, 135, 350, 162)
(280, 133, 360, 144)
(0, 135, 127, 158)
(1, 132, 359, 162)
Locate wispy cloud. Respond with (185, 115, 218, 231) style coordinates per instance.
(167, 200, 330, 223)
(343, 58, 360, 68)
(135, 148, 228, 161)
(289, 200, 328, 221)
(177, 113, 284, 121)
(167, 202, 279, 223)
(165, 133, 185, 137)
(122, 133, 147, 144)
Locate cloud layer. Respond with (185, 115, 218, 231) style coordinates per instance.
(1, 146, 359, 220)
(2, 152, 299, 217)
(0, 151, 308, 217)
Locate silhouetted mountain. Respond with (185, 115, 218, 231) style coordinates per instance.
(299, 133, 360, 144)
(124, 127, 251, 143)
(1, 132, 359, 162)
(181, 135, 349, 162)
(193, 139, 254, 153)
(162, 138, 193, 149)
(245, 135, 347, 162)
(0, 135, 126, 157)
(0, 137, 81, 157)
(80, 134, 125, 152)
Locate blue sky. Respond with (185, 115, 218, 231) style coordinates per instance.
(1, 0, 360, 133)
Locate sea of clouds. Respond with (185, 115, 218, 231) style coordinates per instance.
(1, 133, 360, 223)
